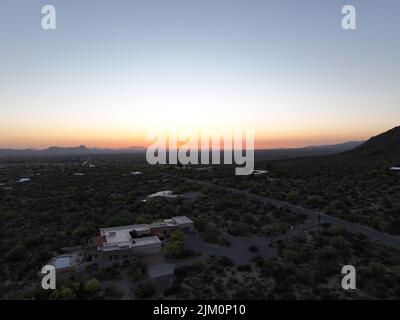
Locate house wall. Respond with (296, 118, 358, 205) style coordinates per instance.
(179, 222, 194, 232)
(94, 243, 161, 268)
(135, 229, 151, 237)
(151, 226, 179, 236)
(132, 242, 162, 255)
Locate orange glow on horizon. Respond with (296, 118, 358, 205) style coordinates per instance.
(0, 127, 378, 150)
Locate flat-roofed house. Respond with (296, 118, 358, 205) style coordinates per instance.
(91, 216, 193, 268)
(148, 190, 179, 198)
(93, 225, 162, 267)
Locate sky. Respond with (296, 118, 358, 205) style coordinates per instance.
(0, 0, 399, 149)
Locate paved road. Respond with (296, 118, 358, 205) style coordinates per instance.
(179, 176, 400, 249)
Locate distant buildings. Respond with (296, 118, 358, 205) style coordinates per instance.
(250, 169, 274, 181)
(130, 171, 143, 176)
(196, 167, 212, 171)
(92, 216, 193, 268)
(148, 190, 178, 199)
(250, 170, 269, 176)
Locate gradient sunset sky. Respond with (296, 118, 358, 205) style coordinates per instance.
(1, 0, 399, 149)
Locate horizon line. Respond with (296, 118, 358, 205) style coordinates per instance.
(0, 140, 365, 152)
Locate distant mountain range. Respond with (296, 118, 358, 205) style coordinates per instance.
(0, 141, 364, 159)
(0, 145, 146, 157)
(254, 141, 364, 160)
(2, 126, 399, 160)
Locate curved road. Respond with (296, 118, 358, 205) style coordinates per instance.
(179, 176, 400, 249)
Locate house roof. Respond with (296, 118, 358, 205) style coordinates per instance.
(171, 216, 193, 225)
(97, 216, 192, 252)
(148, 190, 178, 198)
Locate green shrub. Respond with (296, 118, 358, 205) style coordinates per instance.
(249, 245, 259, 252)
(6, 244, 26, 262)
(228, 222, 250, 236)
(135, 282, 156, 299)
(237, 264, 252, 272)
(84, 278, 101, 294)
(286, 191, 300, 201)
(50, 286, 75, 300)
